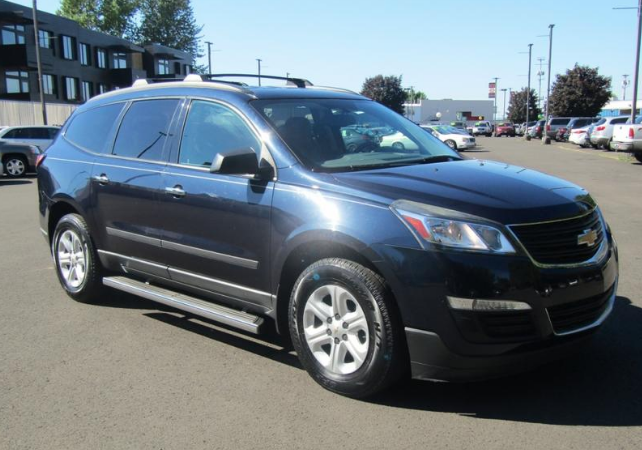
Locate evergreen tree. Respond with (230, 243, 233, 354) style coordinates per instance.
(137, 0, 203, 57)
(507, 88, 542, 123)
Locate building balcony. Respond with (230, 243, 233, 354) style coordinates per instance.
(109, 68, 148, 87)
(0, 44, 30, 68)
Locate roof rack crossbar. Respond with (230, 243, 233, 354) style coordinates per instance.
(203, 73, 313, 88)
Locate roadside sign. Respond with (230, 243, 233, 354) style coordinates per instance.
(488, 82, 496, 99)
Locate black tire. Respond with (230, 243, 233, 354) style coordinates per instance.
(392, 142, 405, 151)
(289, 258, 407, 398)
(634, 152, 642, 163)
(591, 143, 598, 149)
(445, 139, 456, 150)
(52, 213, 105, 303)
(486, 133, 492, 137)
(3, 155, 28, 178)
(605, 139, 613, 151)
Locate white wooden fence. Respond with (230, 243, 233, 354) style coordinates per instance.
(0, 100, 76, 127)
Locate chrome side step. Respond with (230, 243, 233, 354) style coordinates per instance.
(103, 276, 264, 334)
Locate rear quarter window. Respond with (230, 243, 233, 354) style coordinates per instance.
(611, 117, 628, 125)
(550, 119, 569, 125)
(65, 103, 125, 153)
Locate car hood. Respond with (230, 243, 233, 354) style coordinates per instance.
(330, 159, 594, 225)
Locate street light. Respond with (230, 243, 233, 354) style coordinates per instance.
(256, 58, 262, 86)
(526, 44, 533, 140)
(542, 24, 555, 144)
(615, 1, 642, 121)
(501, 88, 507, 120)
(205, 41, 213, 73)
(492, 77, 499, 134)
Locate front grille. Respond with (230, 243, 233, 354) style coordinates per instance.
(509, 209, 604, 265)
(469, 137, 476, 143)
(478, 310, 537, 340)
(547, 284, 614, 334)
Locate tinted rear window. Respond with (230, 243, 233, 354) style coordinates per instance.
(611, 117, 628, 125)
(550, 118, 570, 125)
(65, 103, 125, 153)
(112, 99, 179, 161)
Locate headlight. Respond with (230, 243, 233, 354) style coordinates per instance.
(391, 200, 516, 254)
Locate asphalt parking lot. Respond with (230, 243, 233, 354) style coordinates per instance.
(1, 138, 641, 449)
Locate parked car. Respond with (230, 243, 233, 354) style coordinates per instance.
(590, 116, 629, 149)
(545, 117, 571, 140)
(495, 122, 515, 137)
(610, 115, 642, 162)
(449, 121, 467, 131)
(0, 141, 42, 177)
(379, 131, 419, 151)
(520, 121, 537, 137)
(472, 121, 493, 137)
(0, 125, 60, 150)
(568, 125, 592, 147)
(420, 124, 476, 151)
(38, 74, 618, 398)
(341, 127, 380, 152)
(559, 117, 598, 142)
(529, 119, 546, 138)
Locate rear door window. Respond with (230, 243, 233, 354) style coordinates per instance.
(65, 103, 125, 153)
(3, 129, 22, 138)
(112, 99, 179, 162)
(611, 117, 628, 125)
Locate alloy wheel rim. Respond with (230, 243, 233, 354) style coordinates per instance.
(6, 159, 25, 176)
(303, 284, 369, 375)
(57, 229, 87, 289)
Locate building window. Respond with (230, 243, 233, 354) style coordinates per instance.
(81, 81, 92, 101)
(42, 74, 56, 95)
(61, 35, 76, 60)
(96, 48, 107, 69)
(64, 76, 78, 101)
(38, 30, 53, 49)
(113, 52, 127, 69)
(1, 24, 25, 45)
(5, 70, 29, 93)
(157, 59, 170, 75)
(79, 43, 90, 65)
(97, 83, 109, 94)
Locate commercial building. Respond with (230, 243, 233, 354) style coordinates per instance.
(599, 100, 641, 118)
(404, 99, 495, 124)
(0, 0, 193, 106)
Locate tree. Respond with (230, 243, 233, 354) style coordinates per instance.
(406, 87, 427, 103)
(136, 0, 203, 57)
(57, 0, 140, 39)
(360, 75, 407, 114)
(507, 88, 542, 123)
(548, 65, 611, 117)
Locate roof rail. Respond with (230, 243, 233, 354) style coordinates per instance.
(203, 73, 313, 88)
(132, 79, 150, 87)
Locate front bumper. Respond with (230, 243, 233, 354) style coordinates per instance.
(373, 234, 618, 382)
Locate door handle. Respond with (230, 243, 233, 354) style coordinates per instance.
(165, 185, 186, 198)
(93, 174, 109, 185)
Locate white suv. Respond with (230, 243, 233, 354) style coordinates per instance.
(0, 126, 60, 150)
(589, 116, 628, 149)
(472, 121, 493, 137)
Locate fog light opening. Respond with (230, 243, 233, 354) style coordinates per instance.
(447, 296, 531, 311)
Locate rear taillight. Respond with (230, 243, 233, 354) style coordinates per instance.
(35, 153, 46, 168)
(595, 125, 606, 132)
(629, 128, 635, 138)
(546, 125, 551, 131)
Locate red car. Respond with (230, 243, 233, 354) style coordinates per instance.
(495, 122, 516, 137)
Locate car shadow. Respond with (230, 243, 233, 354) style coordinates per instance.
(0, 178, 33, 186)
(368, 295, 642, 426)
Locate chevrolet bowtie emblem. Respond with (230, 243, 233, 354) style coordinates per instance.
(577, 229, 598, 247)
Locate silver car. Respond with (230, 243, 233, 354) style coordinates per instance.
(0, 126, 60, 150)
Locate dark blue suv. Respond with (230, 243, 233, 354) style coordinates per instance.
(37, 74, 618, 398)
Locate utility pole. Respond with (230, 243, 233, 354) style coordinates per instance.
(542, 24, 554, 144)
(622, 74, 630, 100)
(536, 57, 545, 109)
(32, 0, 47, 125)
(492, 77, 499, 134)
(501, 88, 508, 120)
(205, 41, 213, 73)
(256, 58, 262, 86)
(526, 43, 533, 140)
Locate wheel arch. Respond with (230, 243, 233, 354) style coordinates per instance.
(47, 198, 86, 247)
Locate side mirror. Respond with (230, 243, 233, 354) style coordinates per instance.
(210, 147, 259, 175)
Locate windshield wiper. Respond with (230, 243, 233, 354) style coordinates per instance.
(386, 154, 461, 166)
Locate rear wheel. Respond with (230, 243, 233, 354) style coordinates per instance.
(392, 142, 405, 151)
(289, 258, 407, 398)
(3, 155, 27, 178)
(52, 213, 106, 303)
(634, 152, 642, 163)
(445, 139, 456, 150)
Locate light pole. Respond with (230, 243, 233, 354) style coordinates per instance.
(256, 58, 262, 86)
(615, 1, 642, 121)
(526, 43, 533, 140)
(542, 24, 554, 144)
(501, 88, 508, 120)
(205, 41, 213, 73)
(622, 74, 630, 100)
(536, 57, 545, 109)
(492, 77, 499, 135)
(32, 0, 47, 125)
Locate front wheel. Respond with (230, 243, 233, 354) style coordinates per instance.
(52, 213, 106, 303)
(634, 152, 642, 163)
(445, 139, 456, 150)
(289, 258, 407, 398)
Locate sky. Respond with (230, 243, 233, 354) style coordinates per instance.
(13, 0, 640, 101)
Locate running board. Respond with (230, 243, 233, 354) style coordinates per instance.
(103, 276, 264, 334)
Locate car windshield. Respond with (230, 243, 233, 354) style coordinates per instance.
(252, 99, 461, 172)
